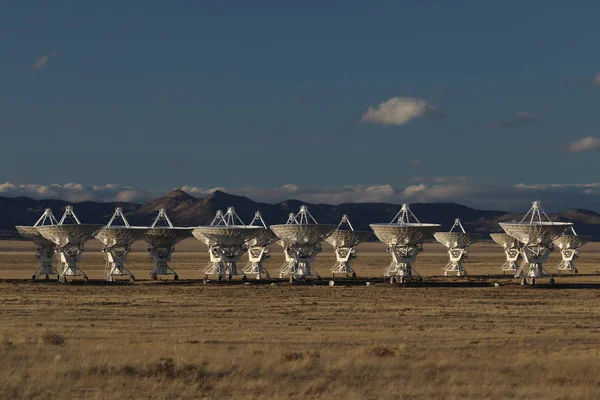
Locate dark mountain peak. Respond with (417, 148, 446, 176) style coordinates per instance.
(166, 189, 196, 200)
(203, 190, 253, 206)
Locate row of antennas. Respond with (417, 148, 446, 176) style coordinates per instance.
(34, 206, 81, 227)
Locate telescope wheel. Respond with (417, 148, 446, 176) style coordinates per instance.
(130, 275, 135, 282)
(32, 274, 36, 281)
(174, 274, 179, 281)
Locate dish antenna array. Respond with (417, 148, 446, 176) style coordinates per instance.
(499, 201, 572, 285)
(433, 218, 479, 276)
(15, 208, 59, 280)
(193, 207, 257, 281)
(94, 207, 143, 281)
(325, 214, 371, 278)
(143, 208, 190, 280)
(35, 206, 102, 282)
(243, 211, 278, 280)
(553, 226, 590, 273)
(489, 233, 523, 275)
(270, 206, 336, 282)
(370, 204, 440, 283)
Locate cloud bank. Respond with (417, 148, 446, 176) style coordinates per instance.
(564, 136, 600, 153)
(361, 97, 443, 126)
(3, 180, 600, 212)
(0, 182, 151, 203)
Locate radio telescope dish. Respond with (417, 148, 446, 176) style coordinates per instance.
(242, 211, 278, 280)
(94, 207, 146, 281)
(499, 201, 572, 284)
(193, 207, 262, 281)
(434, 218, 479, 277)
(490, 233, 523, 274)
(36, 206, 102, 283)
(553, 226, 591, 273)
(370, 204, 440, 283)
(16, 208, 59, 280)
(270, 206, 337, 282)
(325, 214, 371, 278)
(142, 208, 191, 281)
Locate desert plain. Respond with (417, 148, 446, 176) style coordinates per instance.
(1, 239, 600, 399)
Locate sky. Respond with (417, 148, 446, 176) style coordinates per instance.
(1, 1, 600, 212)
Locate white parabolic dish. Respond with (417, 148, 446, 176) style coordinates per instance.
(142, 228, 191, 248)
(490, 233, 520, 248)
(270, 224, 337, 246)
(325, 230, 372, 248)
(433, 232, 478, 248)
(553, 234, 591, 249)
(369, 223, 440, 246)
(245, 228, 279, 247)
(16, 226, 55, 247)
(499, 221, 572, 246)
(95, 227, 147, 248)
(36, 224, 103, 247)
(192, 226, 263, 246)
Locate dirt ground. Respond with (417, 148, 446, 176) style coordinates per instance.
(1, 239, 600, 399)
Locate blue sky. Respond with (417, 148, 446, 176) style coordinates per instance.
(1, 1, 599, 210)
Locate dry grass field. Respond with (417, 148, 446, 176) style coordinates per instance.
(1, 239, 600, 399)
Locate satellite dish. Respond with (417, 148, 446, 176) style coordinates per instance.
(15, 208, 59, 280)
(324, 214, 371, 279)
(433, 218, 480, 276)
(270, 206, 337, 282)
(370, 204, 440, 283)
(141, 208, 191, 281)
(94, 207, 146, 282)
(243, 211, 278, 280)
(35, 206, 102, 283)
(552, 226, 591, 273)
(499, 201, 572, 284)
(192, 207, 262, 282)
(489, 233, 523, 275)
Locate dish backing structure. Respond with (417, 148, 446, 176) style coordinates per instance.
(489, 233, 523, 274)
(192, 207, 263, 281)
(94, 207, 146, 281)
(325, 214, 371, 278)
(433, 218, 479, 276)
(553, 226, 591, 273)
(15, 208, 59, 280)
(499, 201, 572, 285)
(35, 206, 102, 282)
(270, 206, 337, 282)
(143, 208, 191, 280)
(370, 204, 440, 283)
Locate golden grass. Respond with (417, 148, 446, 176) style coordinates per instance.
(1, 240, 600, 399)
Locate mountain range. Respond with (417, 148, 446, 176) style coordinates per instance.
(3, 189, 599, 240)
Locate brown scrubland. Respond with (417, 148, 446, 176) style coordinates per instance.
(1, 239, 600, 399)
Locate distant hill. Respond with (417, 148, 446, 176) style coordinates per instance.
(3, 189, 600, 240)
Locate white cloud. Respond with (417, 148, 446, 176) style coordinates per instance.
(361, 97, 443, 126)
(565, 136, 600, 153)
(409, 160, 423, 167)
(31, 54, 53, 71)
(4, 180, 600, 212)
